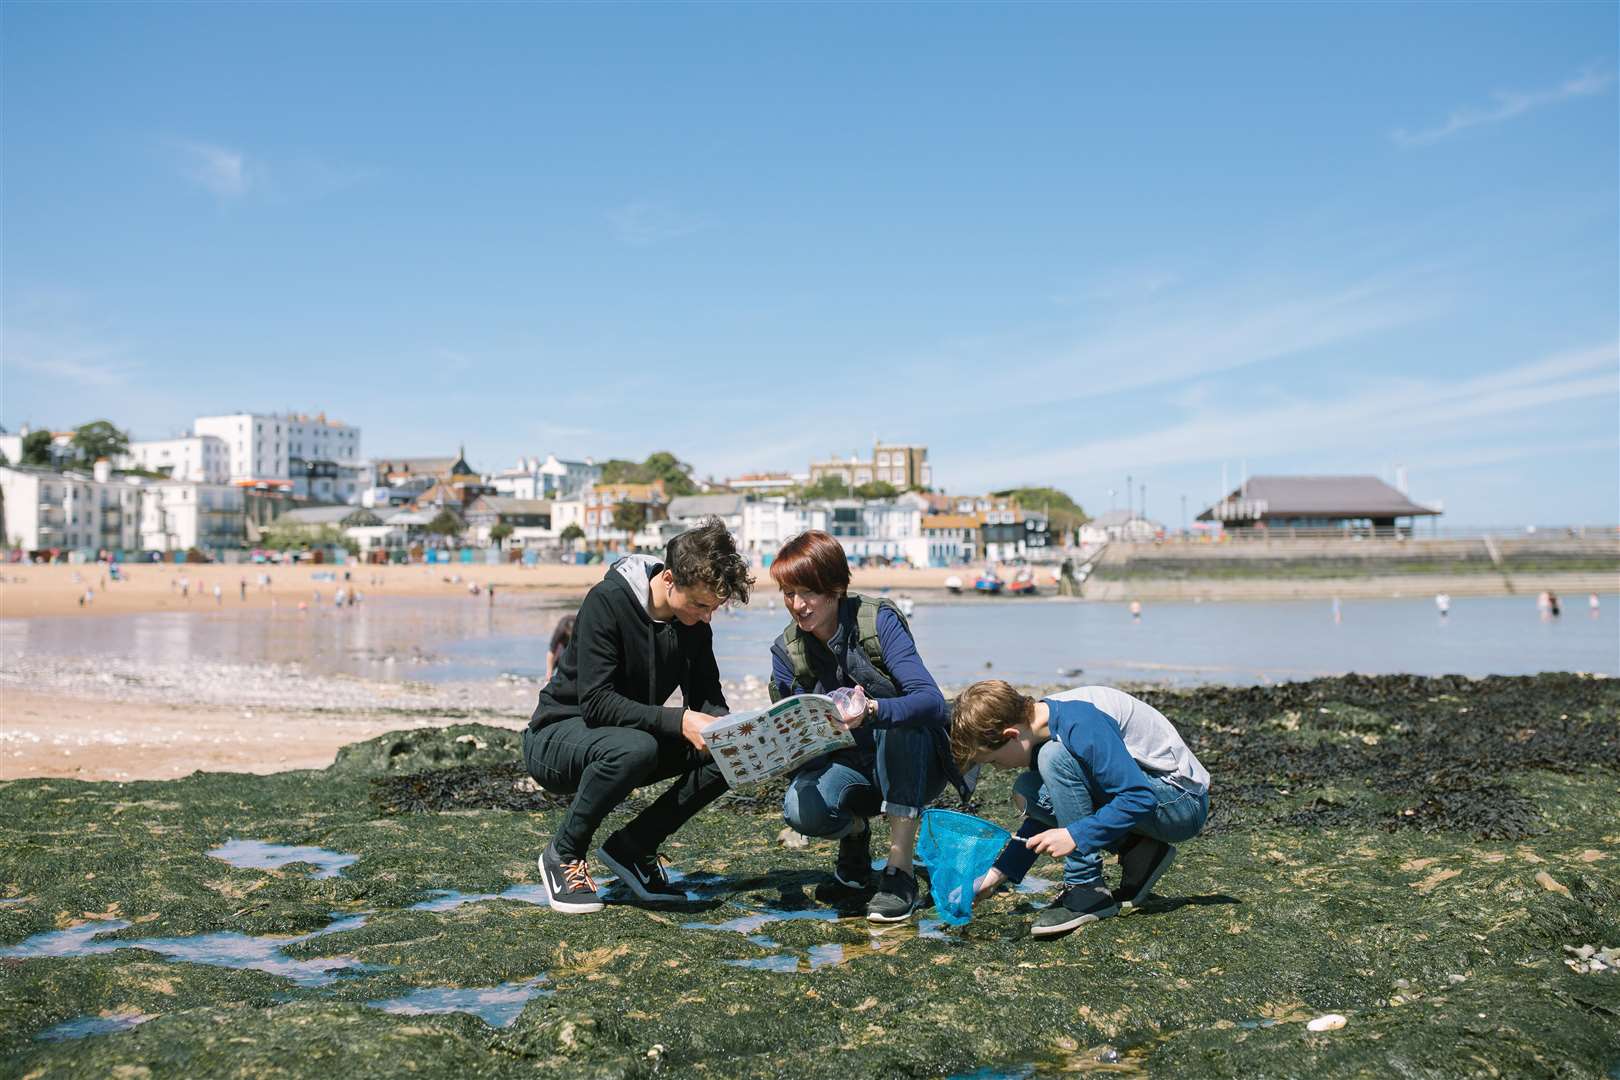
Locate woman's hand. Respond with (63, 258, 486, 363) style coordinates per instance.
(1024, 828, 1077, 858)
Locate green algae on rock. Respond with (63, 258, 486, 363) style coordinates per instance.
(2, 675, 1617, 1079)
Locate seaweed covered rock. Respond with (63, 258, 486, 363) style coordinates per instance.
(329, 723, 522, 778)
(2, 675, 1617, 1079)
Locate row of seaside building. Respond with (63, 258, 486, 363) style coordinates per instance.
(0, 413, 1051, 565)
(1, 409, 1447, 563)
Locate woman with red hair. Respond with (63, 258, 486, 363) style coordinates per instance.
(768, 529, 956, 923)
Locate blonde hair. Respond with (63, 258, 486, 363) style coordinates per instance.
(950, 679, 1036, 769)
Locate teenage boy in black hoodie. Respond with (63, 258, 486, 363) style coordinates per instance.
(523, 518, 754, 913)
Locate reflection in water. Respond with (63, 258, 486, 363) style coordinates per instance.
(688, 902, 953, 973)
(368, 975, 552, 1027)
(409, 885, 550, 911)
(208, 839, 358, 880)
(8, 594, 1616, 689)
(36, 1011, 156, 1042)
(0, 913, 378, 987)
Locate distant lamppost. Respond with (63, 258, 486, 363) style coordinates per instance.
(1181, 493, 1188, 536)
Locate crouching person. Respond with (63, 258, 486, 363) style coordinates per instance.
(522, 518, 754, 914)
(768, 530, 963, 923)
(950, 682, 1210, 938)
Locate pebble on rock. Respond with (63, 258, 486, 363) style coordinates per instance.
(1307, 1014, 1347, 1032)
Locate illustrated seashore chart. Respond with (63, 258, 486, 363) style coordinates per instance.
(701, 694, 855, 787)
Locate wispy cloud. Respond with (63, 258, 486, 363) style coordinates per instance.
(607, 200, 708, 247)
(954, 341, 1620, 490)
(1392, 69, 1614, 147)
(172, 139, 254, 197)
(2, 330, 141, 389)
(166, 140, 371, 201)
(898, 262, 1448, 420)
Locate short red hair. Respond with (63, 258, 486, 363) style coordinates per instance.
(769, 530, 851, 597)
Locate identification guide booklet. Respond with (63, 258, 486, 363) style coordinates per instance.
(701, 694, 856, 788)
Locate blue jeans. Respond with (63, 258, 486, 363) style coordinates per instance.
(783, 725, 948, 838)
(1014, 740, 1209, 888)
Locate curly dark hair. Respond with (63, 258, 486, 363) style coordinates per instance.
(666, 517, 754, 604)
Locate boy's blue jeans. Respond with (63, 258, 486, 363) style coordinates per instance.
(1014, 740, 1209, 888)
(783, 725, 948, 838)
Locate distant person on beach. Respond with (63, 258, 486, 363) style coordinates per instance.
(1435, 593, 1450, 618)
(1331, 596, 1342, 623)
(212, 584, 223, 606)
(1129, 600, 1142, 621)
(1591, 593, 1601, 617)
(521, 518, 752, 914)
(239, 578, 247, 602)
(1547, 591, 1561, 618)
(545, 613, 577, 682)
(951, 681, 1210, 938)
(767, 529, 964, 923)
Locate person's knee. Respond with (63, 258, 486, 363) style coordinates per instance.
(877, 725, 931, 756)
(1036, 739, 1081, 784)
(783, 780, 840, 837)
(596, 730, 660, 780)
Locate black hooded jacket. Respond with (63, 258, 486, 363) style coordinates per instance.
(528, 555, 728, 738)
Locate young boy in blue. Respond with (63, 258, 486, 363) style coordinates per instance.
(950, 681, 1210, 938)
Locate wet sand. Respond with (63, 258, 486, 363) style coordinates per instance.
(0, 561, 962, 619)
(0, 688, 532, 782)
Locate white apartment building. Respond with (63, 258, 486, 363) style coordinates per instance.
(740, 498, 827, 559)
(290, 460, 372, 504)
(195, 411, 362, 483)
(137, 482, 246, 553)
(489, 454, 601, 500)
(0, 464, 142, 551)
(549, 497, 585, 539)
(124, 436, 230, 483)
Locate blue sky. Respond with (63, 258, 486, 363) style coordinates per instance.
(3, 2, 1615, 526)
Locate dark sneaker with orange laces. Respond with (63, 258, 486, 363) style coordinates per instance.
(539, 844, 605, 914)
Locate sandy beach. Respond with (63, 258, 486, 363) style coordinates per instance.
(0, 561, 963, 619)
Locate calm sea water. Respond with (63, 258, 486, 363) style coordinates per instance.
(5, 592, 1616, 688)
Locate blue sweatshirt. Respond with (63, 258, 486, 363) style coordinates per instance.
(991, 697, 1161, 881)
(1047, 698, 1159, 854)
(769, 606, 947, 729)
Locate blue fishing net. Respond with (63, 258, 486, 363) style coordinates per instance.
(917, 809, 1010, 926)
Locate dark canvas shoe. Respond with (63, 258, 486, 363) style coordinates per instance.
(833, 821, 872, 890)
(539, 844, 604, 914)
(1114, 835, 1176, 909)
(866, 866, 920, 923)
(598, 833, 685, 903)
(1031, 884, 1120, 938)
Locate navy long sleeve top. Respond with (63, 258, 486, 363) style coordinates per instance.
(769, 606, 947, 729)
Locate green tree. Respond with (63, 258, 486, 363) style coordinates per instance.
(488, 520, 514, 549)
(598, 452, 697, 497)
(21, 430, 53, 466)
(640, 451, 697, 496)
(559, 522, 585, 548)
(800, 474, 852, 501)
(612, 502, 648, 536)
(991, 486, 1088, 538)
(426, 509, 466, 537)
(71, 420, 130, 466)
(854, 480, 899, 500)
